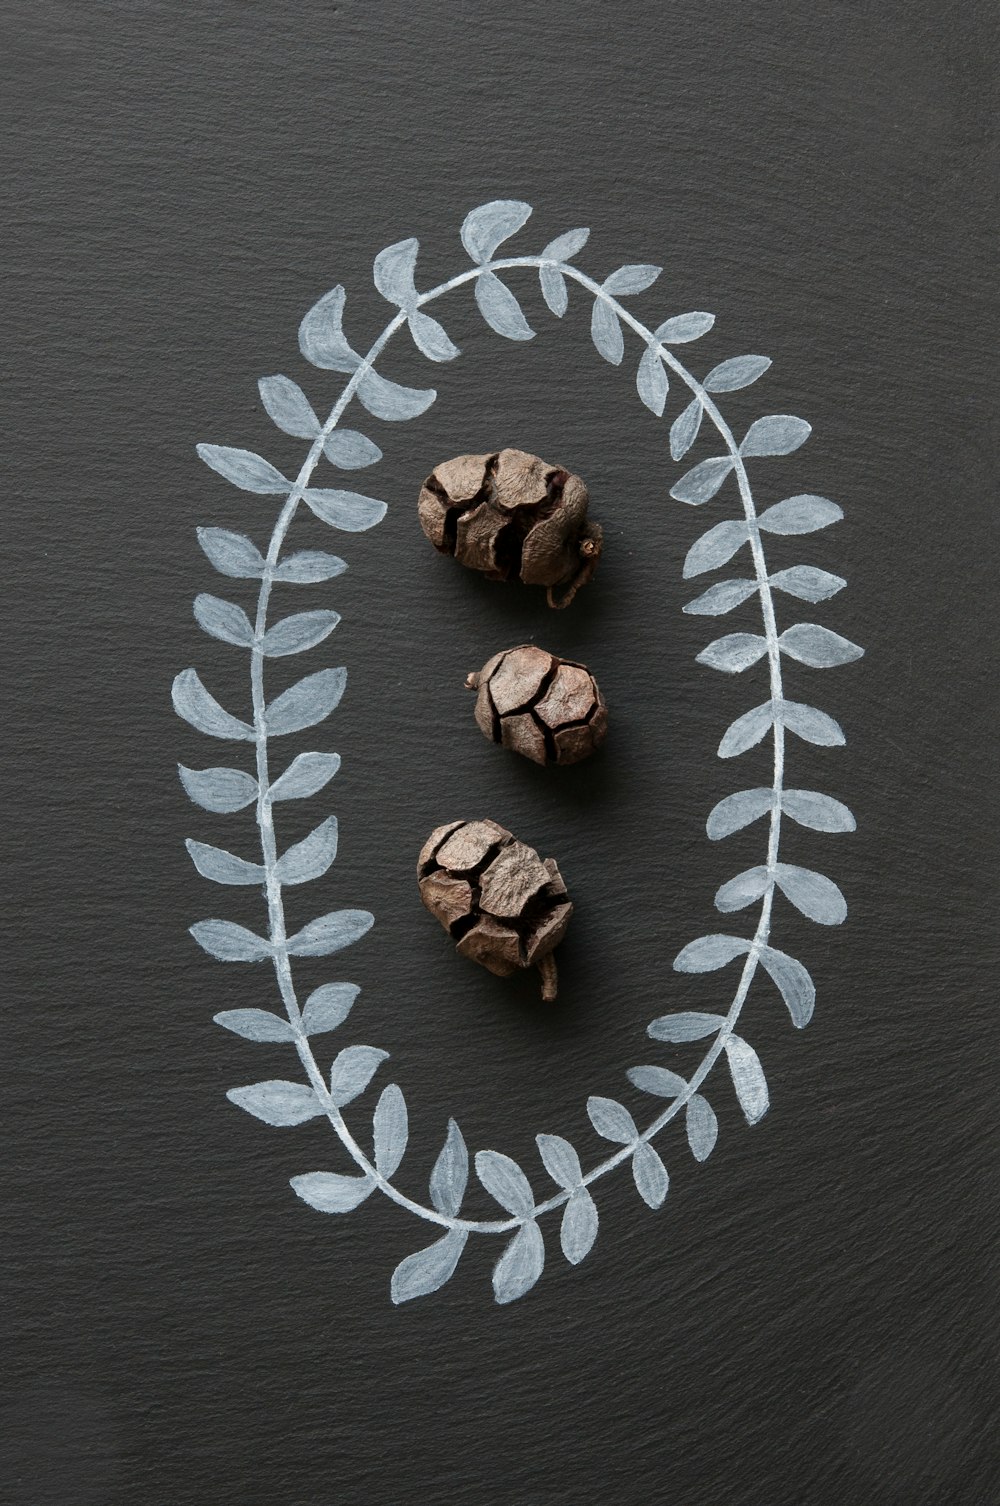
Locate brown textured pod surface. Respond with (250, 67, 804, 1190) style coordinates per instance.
(417, 819, 572, 1001)
(465, 645, 608, 766)
(417, 447, 603, 608)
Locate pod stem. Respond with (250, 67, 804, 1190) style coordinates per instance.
(537, 953, 559, 1003)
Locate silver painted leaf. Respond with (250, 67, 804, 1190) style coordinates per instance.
(715, 865, 772, 912)
(185, 838, 264, 886)
(197, 527, 267, 579)
(475, 1150, 535, 1217)
(172, 670, 253, 741)
(632, 1144, 669, 1209)
(190, 918, 272, 962)
(430, 1119, 468, 1217)
(214, 1009, 296, 1043)
(542, 227, 590, 263)
(673, 933, 753, 972)
(301, 982, 359, 1035)
(603, 263, 662, 295)
(258, 375, 321, 439)
(286, 909, 374, 958)
(303, 488, 387, 532)
(587, 1095, 637, 1144)
(683, 520, 749, 579)
(703, 355, 772, 392)
(228, 1080, 323, 1126)
(636, 346, 668, 416)
(591, 298, 624, 364)
(196, 444, 289, 494)
(298, 285, 360, 373)
(290, 1170, 375, 1212)
(539, 264, 568, 317)
(697, 632, 768, 674)
(758, 494, 842, 534)
(670, 456, 733, 505)
(475, 272, 535, 340)
(627, 1065, 687, 1098)
(561, 1189, 598, 1264)
(779, 623, 864, 667)
(265, 667, 347, 736)
(536, 1133, 582, 1189)
(683, 578, 758, 616)
(492, 1221, 544, 1305)
(269, 751, 341, 802)
(648, 1011, 725, 1043)
(655, 312, 715, 343)
(372, 236, 418, 308)
(769, 565, 846, 602)
(725, 1036, 769, 1124)
(670, 397, 704, 460)
(193, 593, 255, 648)
(780, 700, 846, 747)
(773, 864, 847, 925)
(706, 788, 774, 839)
(758, 945, 816, 1027)
(740, 415, 811, 457)
(686, 1095, 719, 1161)
(323, 429, 384, 469)
(329, 1045, 389, 1107)
(260, 609, 340, 658)
(356, 367, 436, 421)
(178, 764, 258, 814)
(781, 788, 856, 833)
(408, 310, 460, 361)
(274, 816, 339, 885)
(718, 699, 775, 757)
(461, 198, 532, 263)
(391, 1230, 468, 1304)
(273, 550, 348, 584)
(373, 1083, 408, 1176)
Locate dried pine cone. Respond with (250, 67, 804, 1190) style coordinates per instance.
(466, 645, 608, 766)
(417, 447, 603, 609)
(417, 819, 572, 1002)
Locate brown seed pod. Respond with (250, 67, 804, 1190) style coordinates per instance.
(465, 645, 608, 766)
(417, 819, 572, 1002)
(417, 447, 603, 609)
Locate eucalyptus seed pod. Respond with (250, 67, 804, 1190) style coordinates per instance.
(417, 819, 572, 1002)
(466, 645, 608, 766)
(417, 447, 603, 609)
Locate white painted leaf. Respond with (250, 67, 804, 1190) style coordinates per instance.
(265, 667, 347, 735)
(536, 1134, 582, 1189)
(178, 764, 258, 814)
(740, 415, 811, 457)
(298, 285, 360, 373)
(781, 789, 856, 833)
(603, 263, 662, 295)
(636, 345, 668, 416)
(718, 699, 775, 757)
(228, 1080, 322, 1126)
(670, 456, 733, 505)
(356, 368, 436, 421)
(190, 918, 272, 962)
(697, 632, 768, 673)
(627, 1065, 687, 1098)
(185, 838, 264, 885)
(703, 355, 771, 392)
(172, 669, 253, 741)
(461, 198, 532, 263)
(715, 865, 772, 912)
(273, 550, 348, 584)
(474, 272, 535, 340)
(329, 1045, 389, 1107)
(672, 933, 753, 972)
(779, 623, 864, 667)
(587, 1096, 637, 1144)
(725, 1037, 769, 1124)
(214, 1009, 295, 1043)
(759, 495, 842, 534)
(773, 864, 847, 925)
(372, 236, 418, 308)
(670, 397, 703, 460)
(780, 700, 846, 747)
(261, 609, 340, 658)
(391, 1230, 468, 1304)
(655, 312, 715, 343)
(301, 982, 359, 1035)
(683, 578, 758, 616)
(408, 310, 460, 361)
(323, 429, 383, 469)
(269, 751, 341, 802)
(706, 788, 774, 839)
(193, 593, 255, 648)
(286, 909, 374, 958)
(648, 1011, 725, 1043)
(475, 1150, 535, 1217)
(686, 1095, 718, 1161)
(373, 1083, 408, 1176)
(196, 444, 289, 493)
(769, 565, 846, 602)
(591, 298, 624, 364)
(539, 264, 568, 317)
(197, 527, 267, 579)
(291, 1170, 375, 1212)
(274, 816, 339, 885)
(561, 1190, 598, 1264)
(493, 1221, 544, 1305)
(632, 1144, 669, 1208)
(758, 945, 815, 1027)
(430, 1119, 468, 1217)
(541, 227, 590, 261)
(303, 488, 387, 532)
(683, 520, 749, 579)
(258, 375, 321, 439)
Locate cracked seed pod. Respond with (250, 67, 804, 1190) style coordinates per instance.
(417, 819, 573, 1002)
(465, 645, 608, 766)
(417, 447, 603, 609)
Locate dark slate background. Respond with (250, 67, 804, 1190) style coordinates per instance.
(6, 2, 997, 1502)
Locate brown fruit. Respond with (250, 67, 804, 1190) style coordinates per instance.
(417, 819, 572, 1002)
(417, 447, 603, 609)
(465, 645, 608, 766)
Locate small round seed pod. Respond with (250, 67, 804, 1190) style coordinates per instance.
(465, 645, 608, 766)
(417, 447, 603, 609)
(417, 819, 573, 1002)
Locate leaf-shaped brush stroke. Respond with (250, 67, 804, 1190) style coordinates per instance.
(769, 565, 846, 602)
(758, 946, 815, 1027)
(715, 866, 772, 912)
(197, 527, 267, 580)
(196, 445, 289, 494)
(604, 263, 661, 295)
(273, 550, 348, 584)
(686, 1095, 719, 1161)
(185, 838, 264, 885)
(636, 346, 668, 416)
(670, 456, 733, 505)
(303, 488, 387, 532)
(475, 1150, 535, 1217)
(269, 751, 341, 802)
(373, 1083, 408, 1176)
(214, 1009, 296, 1043)
(173, 670, 254, 741)
(591, 299, 624, 364)
(286, 909, 374, 958)
(706, 788, 774, 839)
(703, 355, 771, 391)
(430, 1119, 469, 1218)
(632, 1144, 669, 1208)
(561, 1189, 598, 1263)
(258, 375, 321, 439)
(725, 1037, 769, 1124)
(542, 227, 590, 262)
(298, 285, 359, 373)
(373, 237, 419, 309)
(194, 594, 255, 648)
(493, 1221, 544, 1304)
(291, 1170, 376, 1212)
(539, 264, 568, 316)
(178, 764, 258, 814)
(261, 609, 340, 658)
(329, 1045, 389, 1107)
(684, 579, 758, 616)
(780, 701, 846, 747)
(740, 416, 811, 457)
(461, 198, 532, 263)
(301, 982, 360, 1035)
(670, 397, 704, 460)
(536, 1134, 582, 1190)
(274, 816, 339, 885)
(648, 1012, 725, 1043)
(773, 864, 847, 925)
(587, 1096, 637, 1144)
(228, 1080, 323, 1126)
(672, 934, 753, 972)
(779, 623, 864, 667)
(781, 789, 856, 833)
(391, 1230, 468, 1304)
(190, 919, 272, 962)
(759, 495, 842, 534)
(627, 1065, 687, 1098)
(323, 430, 383, 469)
(697, 632, 769, 674)
(264, 668, 347, 735)
(355, 367, 436, 422)
(718, 701, 776, 758)
(683, 520, 749, 579)
(408, 310, 460, 361)
(656, 312, 715, 343)
(475, 272, 534, 340)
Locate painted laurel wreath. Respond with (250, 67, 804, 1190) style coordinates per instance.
(174, 199, 862, 1305)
